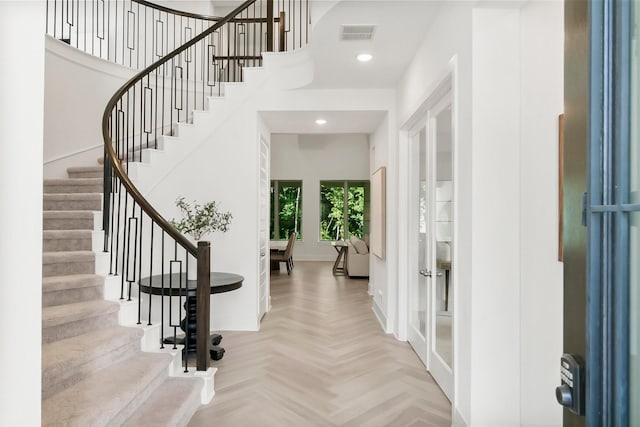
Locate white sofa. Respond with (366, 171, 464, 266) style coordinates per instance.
(346, 236, 369, 278)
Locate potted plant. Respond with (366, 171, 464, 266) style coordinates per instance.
(170, 197, 232, 279)
(170, 196, 233, 242)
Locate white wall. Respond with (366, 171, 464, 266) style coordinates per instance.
(471, 8, 522, 425)
(135, 46, 394, 331)
(394, 1, 563, 426)
(270, 133, 370, 261)
(519, 2, 564, 425)
(396, 2, 473, 424)
(369, 116, 391, 330)
(0, 2, 45, 425)
(44, 37, 135, 178)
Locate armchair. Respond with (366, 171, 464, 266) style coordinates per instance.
(346, 236, 369, 278)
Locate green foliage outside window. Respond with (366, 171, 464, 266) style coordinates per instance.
(320, 184, 345, 240)
(320, 181, 369, 241)
(270, 181, 302, 240)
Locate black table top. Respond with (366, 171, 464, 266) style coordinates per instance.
(138, 272, 243, 297)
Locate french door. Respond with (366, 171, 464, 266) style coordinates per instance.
(408, 88, 454, 401)
(258, 135, 270, 321)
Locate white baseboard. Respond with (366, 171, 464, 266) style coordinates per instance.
(372, 300, 387, 332)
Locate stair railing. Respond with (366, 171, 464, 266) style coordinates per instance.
(100, 0, 309, 372)
(45, 0, 308, 70)
(46, 0, 220, 69)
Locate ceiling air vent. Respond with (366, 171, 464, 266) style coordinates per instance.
(340, 25, 376, 41)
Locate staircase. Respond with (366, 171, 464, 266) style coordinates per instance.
(40, 0, 311, 423)
(41, 165, 202, 426)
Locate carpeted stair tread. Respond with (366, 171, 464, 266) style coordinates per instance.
(42, 352, 173, 427)
(67, 166, 103, 178)
(42, 251, 95, 277)
(42, 299, 119, 344)
(42, 325, 144, 398)
(42, 299, 118, 329)
(43, 230, 93, 252)
(43, 210, 95, 219)
(43, 274, 104, 292)
(42, 274, 104, 307)
(122, 377, 202, 427)
(43, 193, 102, 211)
(44, 178, 102, 194)
(43, 211, 96, 231)
(44, 178, 102, 186)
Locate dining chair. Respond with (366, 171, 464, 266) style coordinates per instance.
(270, 231, 297, 274)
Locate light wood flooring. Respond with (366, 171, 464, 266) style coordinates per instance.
(189, 261, 451, 427)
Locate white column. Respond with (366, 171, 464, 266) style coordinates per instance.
(0, 2, 45, 425)
(470, 7, 522, 425)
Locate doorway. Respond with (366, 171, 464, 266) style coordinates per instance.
(406, 75, 455, 401)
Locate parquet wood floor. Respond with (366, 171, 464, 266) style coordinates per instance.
(189, 261, 451, 427)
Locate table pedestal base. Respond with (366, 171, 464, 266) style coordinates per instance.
(163, 334, 225, 361)
(163, 293, 226, 360)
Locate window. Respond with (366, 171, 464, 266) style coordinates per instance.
(270, 180, 302, 240)
(320, 180, 370, 240)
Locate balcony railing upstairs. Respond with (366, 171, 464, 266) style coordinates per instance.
(45, 0, 309, 70)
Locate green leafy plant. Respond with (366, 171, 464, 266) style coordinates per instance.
(170, 197, 232, 241)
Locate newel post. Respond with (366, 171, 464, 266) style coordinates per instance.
(196, 241, 211, 371)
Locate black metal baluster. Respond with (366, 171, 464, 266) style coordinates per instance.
(136, 1, 140, 68)
(137, 208, 143, 324)
(169, 259, 177, 349)
(160, 230, 165, 349)
(138, 80, 143, 158)
(102, 152, 112, 251)
(119, 191, 129, 299)
(201, 21, 205, 110)
(170, 57, 174, 134)
(131, 85, 137, 163)
(182, 248, 188, 372)
(108, 170, 118, 272)
(144, 5, 147, 67)
(148, 221, 154, 326)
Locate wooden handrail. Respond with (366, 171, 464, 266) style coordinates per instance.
(132, 0, 221, 21)
(102, 0, 258, 257)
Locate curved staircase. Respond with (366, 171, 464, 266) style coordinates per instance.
(42, 164, 202, 426)
(42, 0, 310, 424)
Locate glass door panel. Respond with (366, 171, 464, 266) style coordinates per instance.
(408, 125, 429, 366)
(428, 94, 453, 400)
(433, 105, 453, 368)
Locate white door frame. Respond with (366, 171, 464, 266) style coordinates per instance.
(397, 56, 458, 404)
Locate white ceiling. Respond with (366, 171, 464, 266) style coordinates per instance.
(214, 1, 442, 88)
(308, 1, 442, 89)
(260, 110, 387, 134)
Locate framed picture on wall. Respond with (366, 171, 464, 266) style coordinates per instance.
(371, 166, 386, 260)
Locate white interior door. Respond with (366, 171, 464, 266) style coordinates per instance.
(427, 94, 453, 400)
(258, 135, 270, 320)
(408, 122, 431, 366)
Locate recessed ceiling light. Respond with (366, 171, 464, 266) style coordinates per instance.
(315, 119, 327, 125)
(357, 53, 373, 62)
